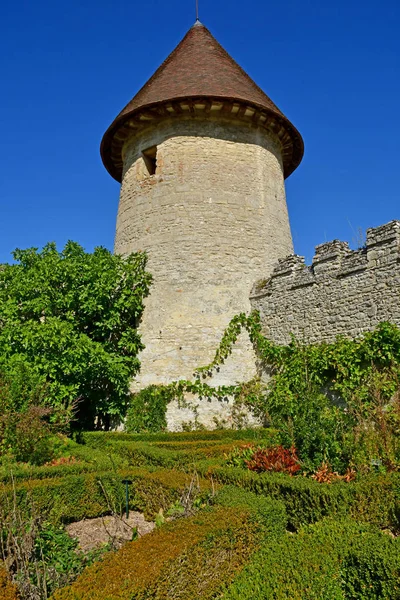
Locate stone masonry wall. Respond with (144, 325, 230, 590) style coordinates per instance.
(115, 114, 293, 429)
(251, 221, 400, 345)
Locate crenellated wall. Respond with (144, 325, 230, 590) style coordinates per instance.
(250, 221, 400, 345)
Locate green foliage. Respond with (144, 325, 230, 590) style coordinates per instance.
(341, 534, 400, 598)
(193, 314, 400, 472)
(256, 322, 400, 472)
(80, 428, 273, 444)
(0, 364, 71, 465)
(77, 438, 224, 471)
(213, 485, 287, 538)
(144, 524, 254, 600)
(210, 466, 400, 531)
(225, 443, 258, 468)
(50, 490, 287, 600)
(125, 385, 169, 433)
(1, 501, 108, 600)
(0, 242, 151, 428)
(124, 314, 400, 472)
(28, 522, 106, 597)
(78, 430, 276, 475)
(0, 472, 126, 525)
(0, 439, 128, 483)
(0, 466, 212, 525)
(222, 518, 400, 600)
(2, 430, 399, 599)
(50, 506, 251, 600)
(34, 523, 82, 575)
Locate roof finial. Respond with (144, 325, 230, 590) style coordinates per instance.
(195, 0, 200, 23)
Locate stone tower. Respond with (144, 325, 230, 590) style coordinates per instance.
(101, 22, 303, 428)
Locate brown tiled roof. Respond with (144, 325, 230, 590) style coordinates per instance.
(101, 22, 303, 180)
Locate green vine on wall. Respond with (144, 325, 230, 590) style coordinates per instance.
(128, 311, 400, 414)
(126, 313, 400, 472)
(193, 311, 280, 377)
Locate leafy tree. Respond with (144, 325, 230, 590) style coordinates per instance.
(0, 242, 151, 428)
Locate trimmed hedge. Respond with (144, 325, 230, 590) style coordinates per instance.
(0, 442, 128, 483)
(76, 440, 242, 472)
(73, 431, 277, 475)
(152, 439, 244, 449)
(0, 563, 19, 600)
(341, 533, 400, 598)
(210, 466, 400, 530)
(222, 518, 400, 599)
(51, 488, 286, 600)
(213, 485, 287, 538)
(51, 507, 253, 599)
(80, 428, 276, 445)
(0, 468, 213, 524)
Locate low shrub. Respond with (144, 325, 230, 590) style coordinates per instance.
(245, 445, 301, 475)
(0, 364, 72, 467)
(221, 518, 400, 600)
(213, 485, 287, 538)
(80, 428, 275, 446)
(152, 439, 242, 451)
(90, 441, 188, 469)
(209, 466, 400, 531)
(0, 441, 128, 484)
(142, 519, 256, 600)
(51, 507, 252, 600)
(77, 439, 244, 472)
(74, 431, 277, 474)
(0, 468, 211, 525)
(341, 534, 400, 598)
(0, 562, 19, 600)
(51, 490, 286, 600)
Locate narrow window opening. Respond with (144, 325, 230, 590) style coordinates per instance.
(142, 146, 157, 176)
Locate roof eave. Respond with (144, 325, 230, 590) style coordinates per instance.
(100, 96, 304, 182)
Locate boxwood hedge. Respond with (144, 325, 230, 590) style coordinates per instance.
(222, 518, 400, 600)
(51, 488, 287, 600)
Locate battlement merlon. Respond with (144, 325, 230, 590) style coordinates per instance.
(366, 220, 400, 247)
(251, 255, 306, 297)
(312, 240, 351, 278)
(251, 220, 400, 299)
(366, 220, 400, 268)
(272, 255, 305, 277)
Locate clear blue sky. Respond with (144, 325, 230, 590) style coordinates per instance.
(1, 0, 399, 264)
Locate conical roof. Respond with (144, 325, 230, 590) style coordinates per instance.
(101, 22, 303, 181)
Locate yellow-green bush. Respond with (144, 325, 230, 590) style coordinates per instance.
(80, 440, 242, 472)
(51, 507, 251, 600)
(0, 468, 211, 524)
(142, 520, 256, 600)
(78, 431, 276, 473)
(0, 563, 19, 600)
(210, 466, 400, 530)
(81, 428, 275, 445)
(51, 489, 286, 600)
(0, 441, 128, 483)
(222, 518, 400, 600)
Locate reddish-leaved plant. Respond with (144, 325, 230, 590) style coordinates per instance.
(311, 462, 356, 484)
(245, 445, 301, 475)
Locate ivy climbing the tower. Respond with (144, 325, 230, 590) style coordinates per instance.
(127, 313, 400, 473)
